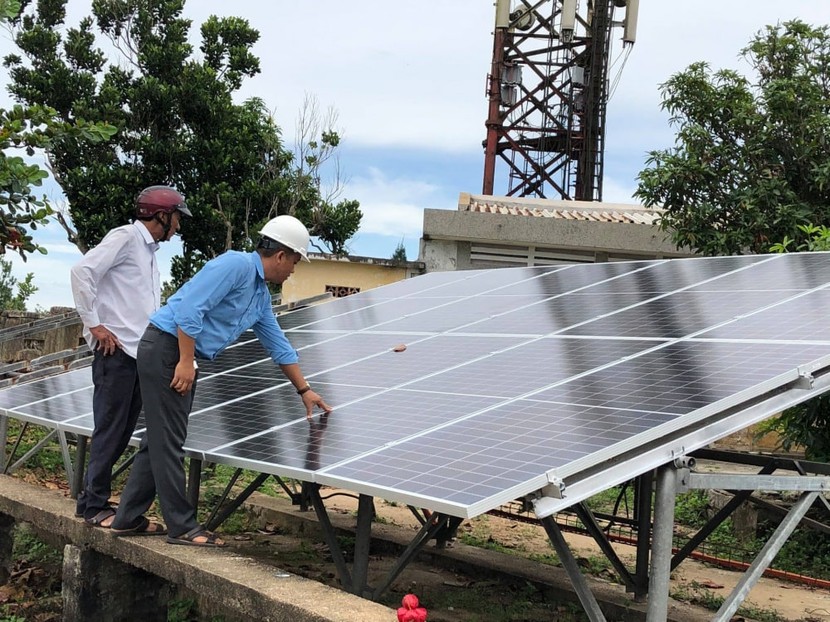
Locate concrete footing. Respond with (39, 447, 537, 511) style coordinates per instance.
(62, 544, 173, 622)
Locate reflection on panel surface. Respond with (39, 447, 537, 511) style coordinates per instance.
(10, 389, 93, 424)
(562, 291, 797, 338)
(0, 368, 92, 411)
(310, 335, 525, 388)
(208, 389, 501, 471)
(405, 337, 658, 398)
(584, 255, 767, 294)
(698, 290, 830, 342)
(535, 340, 830, 414)
(455, 293, 654, 335)
(688, 253, 830, 291)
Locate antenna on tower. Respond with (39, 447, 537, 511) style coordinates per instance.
(623, 0, 639, 45)
(561, 0, 577, 42)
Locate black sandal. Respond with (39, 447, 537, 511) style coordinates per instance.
(84, 507, 116, 528)
(166, 527, 225, 548)
(112, 516, 167, 536)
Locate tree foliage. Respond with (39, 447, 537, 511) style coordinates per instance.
(390, 239, 407, 263)
(635, 20, 830, 256)
(0, 0, 115, 260)
(757, 224, 830, 462)
(0, 256, 37, 311)
(4, 0, 360, 279)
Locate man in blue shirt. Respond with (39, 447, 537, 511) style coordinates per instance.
(110, 215, 331, 546)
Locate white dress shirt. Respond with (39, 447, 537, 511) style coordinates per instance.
(71, 221, 161, 359)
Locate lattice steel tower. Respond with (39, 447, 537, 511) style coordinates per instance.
(482, 0, 639, 200)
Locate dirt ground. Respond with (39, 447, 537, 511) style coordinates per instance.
(234, 488, 830, 622)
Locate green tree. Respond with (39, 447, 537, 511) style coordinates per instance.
(390, 239, 407, 263)
(635, 20, 830, 256)
(4, 0, 360, 280)
(0, 0, 115, 260)
(758, 224, 830, 462)
(0, 257, 37, 310)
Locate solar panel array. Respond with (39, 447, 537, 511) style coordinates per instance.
(2, 252, 830, 518)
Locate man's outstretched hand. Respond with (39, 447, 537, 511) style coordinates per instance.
(302, 390, 332, 419)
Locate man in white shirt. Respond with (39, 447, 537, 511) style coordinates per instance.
(71, 185, 191, 528)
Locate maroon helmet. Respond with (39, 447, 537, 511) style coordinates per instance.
(135, 186, 192, 218)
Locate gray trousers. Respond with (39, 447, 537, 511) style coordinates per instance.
(111, 325, 200, 537)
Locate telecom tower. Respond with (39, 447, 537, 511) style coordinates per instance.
(482, 0, 639, 201)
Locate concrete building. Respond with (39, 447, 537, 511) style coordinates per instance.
(281, 252, 424, 305)
(420, 193, 695, 272)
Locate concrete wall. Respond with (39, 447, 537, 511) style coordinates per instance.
(0, 310, 84, 364)
(420, 208, 695, 272)
(281, 255, 423, 304)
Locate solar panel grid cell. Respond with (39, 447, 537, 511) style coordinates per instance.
(698, 289, 830, 342)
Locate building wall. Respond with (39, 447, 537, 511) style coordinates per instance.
(420, 208, 695, 271)
(280, 259, 414, 304)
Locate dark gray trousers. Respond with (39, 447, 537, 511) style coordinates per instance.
(77, 348, 142, 520)
(111, 325, 200, 537)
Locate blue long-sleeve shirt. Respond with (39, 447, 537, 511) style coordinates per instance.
(150, 250, 299, 365)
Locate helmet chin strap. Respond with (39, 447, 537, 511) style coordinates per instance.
(154, 212, 172, 241)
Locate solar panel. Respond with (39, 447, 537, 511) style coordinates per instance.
(2, 252, 830, 520)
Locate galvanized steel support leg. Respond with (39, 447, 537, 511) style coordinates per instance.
(633, 471, 653, 600)
(205, 471, 269, 531)
(0, 416, 7, 472)
(57, 431, 75, 489)
(574, 502, 636, 593)
(540, 515, 607, 622)
(308, 484, 353, 592)
(646, 463, 677, 622)
(372, 512, 451, 601)
(712, 491, 818, 622)
(70, 435, 87, 499)
(352, 494, 375, 597)
(5, 428, 56, 474)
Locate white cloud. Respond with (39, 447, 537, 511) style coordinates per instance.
(601, 177, 638, 205)
(347, 168, 449, 237)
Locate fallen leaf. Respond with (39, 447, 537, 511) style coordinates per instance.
(0, 584, 23, 603)
(392, 344, 407, 352)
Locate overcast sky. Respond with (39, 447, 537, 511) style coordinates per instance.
(2, 0, 830, 309)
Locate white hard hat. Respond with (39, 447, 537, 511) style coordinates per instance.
(259, 215, 310, 261)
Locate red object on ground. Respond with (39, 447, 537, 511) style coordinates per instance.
(397, 593, 427, 621)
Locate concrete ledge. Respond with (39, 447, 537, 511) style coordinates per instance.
(0, 476, 394, 622)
